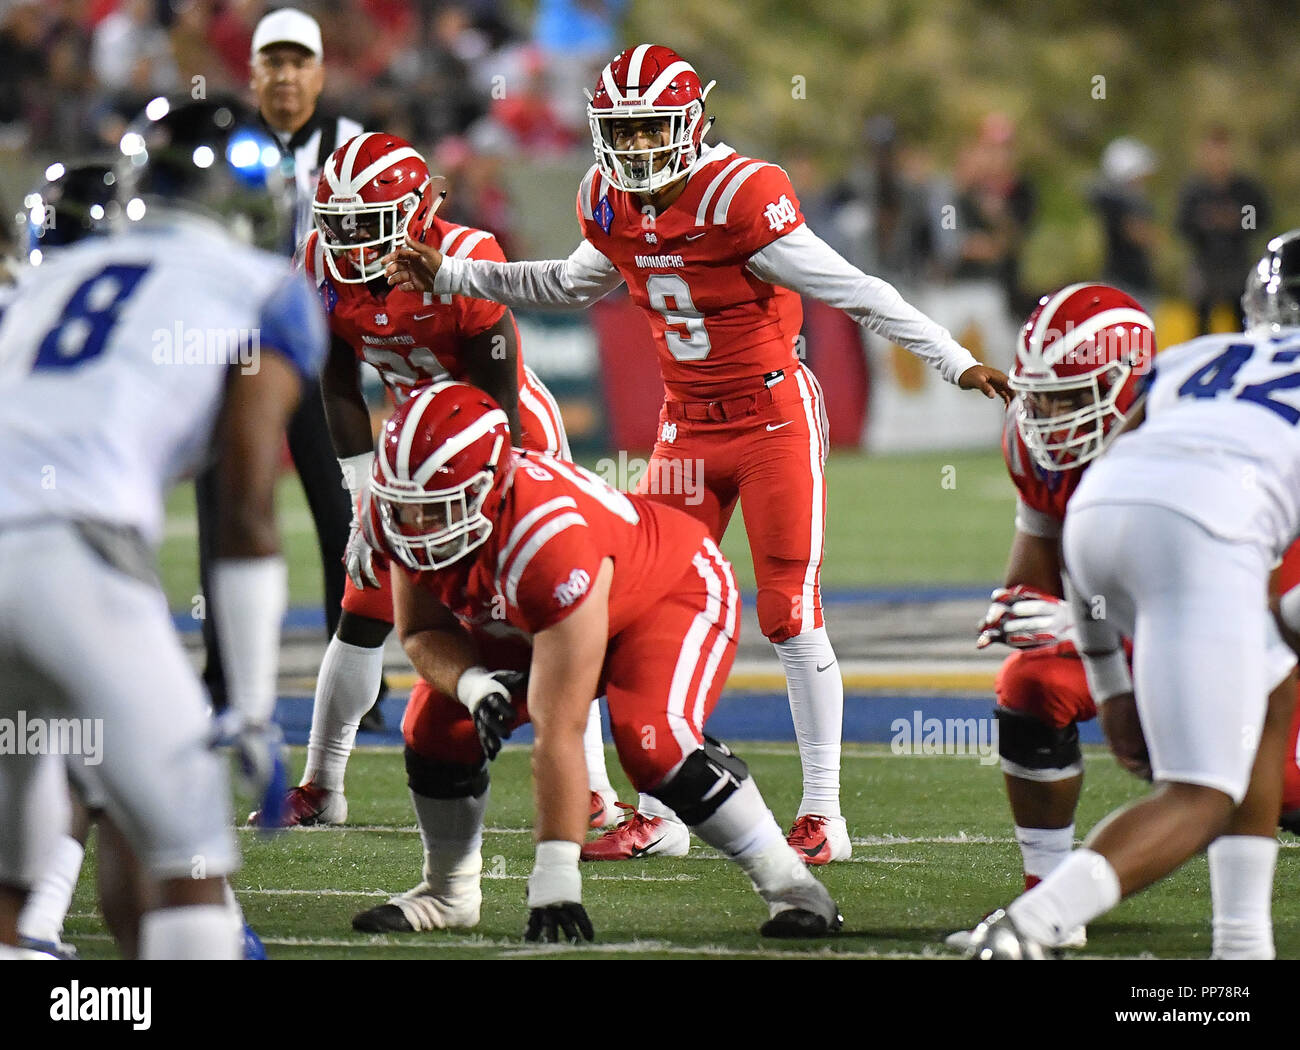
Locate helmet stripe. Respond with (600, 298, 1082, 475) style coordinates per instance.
(1052, 308, 1154, 363)
(694, 155, 747, 225)
(339, 133, 376, 191)
(640, 60, 695, 104)
(1028, 283, 1091, 361)
(410, 408, 509, 486)
(712, 161, 766, 224)
(394, 383, 442, 480)
(625, 43, 652, 91)
(323, 150, 343, 194)
(346, 146, 421, 195)
(601, 64, 624, 105)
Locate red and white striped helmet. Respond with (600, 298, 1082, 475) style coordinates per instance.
(371, 382, 511, 571)
(313, 133, 431, 284)
(1011, 283, 1156, 471)
(587, 44, 715, 194)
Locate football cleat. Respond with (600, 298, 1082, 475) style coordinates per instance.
(247, 782, 347, 827)
(945, 919, 1085, 953)
(786, 814, 852, 865)
(589, 788, 621, 829)
(755, 847, 843, 938)
(580, 803, 690, 861)
(242, 923, 268, 959)
(961, 909, 1048, 960)
(352, 880, 481, 933)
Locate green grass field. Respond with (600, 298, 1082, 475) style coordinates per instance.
(158, 449, 1016, 610)
(62, 744, 1300, 959)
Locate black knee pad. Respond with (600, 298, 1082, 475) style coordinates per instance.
(996, 707, 1082, 773)
(404, 746, 488, 799)
(649, 735, 750, 825)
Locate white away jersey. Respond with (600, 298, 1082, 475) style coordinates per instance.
(0, 214, 325, 544)
(1071, 330, 1300, 553)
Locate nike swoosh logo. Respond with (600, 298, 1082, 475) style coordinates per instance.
(799, 843, 826, 858)
(412, 311, 439, 321)
(629, 838, 664, 858)
(765, 421, 794, 432)
(816, 661, 835, 673)
(685, 231, 707, 241)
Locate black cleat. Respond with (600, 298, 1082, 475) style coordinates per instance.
(352, 903, 415, 933)
(760, 907, 843, 939)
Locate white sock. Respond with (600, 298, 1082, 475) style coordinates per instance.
(688, 779, 785, 859)
(583, 699, 614, 794)
(302, 638, 385, 792)
(17, 834, 84, 944)
(1008, 848, 1121, 947)
(1208, 835, 1277, 959)
(636, 792, 683, 823)
(411, 788, 489, 889)
(138, 904, 241, 959)
(1014, 823, 1075, 885)
(774, 627, 843, 819)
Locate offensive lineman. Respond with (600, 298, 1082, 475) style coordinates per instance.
(0, 97, 325, 958)
(352, 382, 841, 940)
(385, 43, 1012, 863)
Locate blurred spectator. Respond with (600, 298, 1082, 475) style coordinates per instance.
(42, 1, 95, 150)
(486, 46, 579, 155)
(91, 0, 179, 96)
(209, 0, 264, 84)
(950, 113, 1037, 314)
(0, 1, 47, 150)
(1176, 125, 1272, 334)
(1089, 136, 1161, 308)
(385, 1, 492, 146)
(171, 2, 230, 94)
(532, 0, 626, 132)
(436, 130, 518, 258)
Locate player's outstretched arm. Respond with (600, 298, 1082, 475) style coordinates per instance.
(523, 557, 611, 943)
(461, 313, 522, 442)
(384, 235, 624, 312)
(746, 224, 1011, 402)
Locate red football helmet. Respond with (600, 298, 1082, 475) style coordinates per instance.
(314, 132, 431, 284)
(1011, 283, 1156, 471)
(371, 382, 512, 571)
(587, 44, 715, 193)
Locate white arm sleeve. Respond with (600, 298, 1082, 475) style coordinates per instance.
(1063, 574, 1131, 703)
(1014, 495, 1063, 540)
(746, 224, 980, 385)
(434, 239, 625, 311)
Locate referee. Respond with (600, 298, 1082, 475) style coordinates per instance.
(198, 8, 384, 728)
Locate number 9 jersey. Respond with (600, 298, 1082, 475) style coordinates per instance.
(576, 144, 805, 396)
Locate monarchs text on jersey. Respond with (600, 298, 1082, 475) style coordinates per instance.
(577, 143, 805, 396)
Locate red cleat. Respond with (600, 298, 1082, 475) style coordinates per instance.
(786, 815, 851, 865)
(248, 783, 347, 827)
(580, 803, 690, 861)
(589, 788, 620, 829)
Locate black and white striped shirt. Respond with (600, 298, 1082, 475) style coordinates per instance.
(260, 109, 364, 257)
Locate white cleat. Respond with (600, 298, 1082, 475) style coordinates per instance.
(588, 788, 622, 830)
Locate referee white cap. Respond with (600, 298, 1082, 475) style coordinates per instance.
(251, 8, 323, 58)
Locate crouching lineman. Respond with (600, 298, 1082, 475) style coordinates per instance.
(964, 233, 1300, 958)
(0, 97, 325, 958)
(348, 382, 841, 939)
(248, 131, 621, 830)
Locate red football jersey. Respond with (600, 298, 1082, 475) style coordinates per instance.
(576, 144, 806, 397)
(377, 450, 713, 642)
(302, 217, 521, 403)
(1001, 406, 1084, 525)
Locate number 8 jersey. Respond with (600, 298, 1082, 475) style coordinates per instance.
(1071, 331, 1300, 555)
(576, 143, 806, 395)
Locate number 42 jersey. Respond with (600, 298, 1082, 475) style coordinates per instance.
(0, 215, 325, 544)
(1071, 331, 1300, 555)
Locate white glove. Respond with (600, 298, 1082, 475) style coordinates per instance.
(976, 585, 1074, 649)
(339, 452, 379, 589)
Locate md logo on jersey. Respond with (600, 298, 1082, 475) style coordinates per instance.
(595, 195, 615, 235)
(554, 568, 591, 608)
(764, 195, 798, 232)
(374, 312, 388, 326)
(661, 421, 678, 444)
